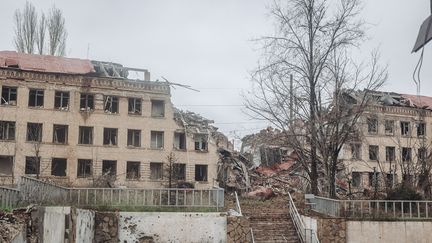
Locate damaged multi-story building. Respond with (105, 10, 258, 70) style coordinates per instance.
(0, 51, 223, 189)
(340, 90, 432, 191)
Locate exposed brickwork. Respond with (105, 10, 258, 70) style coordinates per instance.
(227, 216, 252, 243)
(317, 218, 346, 243)
(94, 211, 118, 243)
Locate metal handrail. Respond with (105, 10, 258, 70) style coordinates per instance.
(234, 191, 242, 216)
(288, 192, 320, 243)
(250, 228, 255, 243)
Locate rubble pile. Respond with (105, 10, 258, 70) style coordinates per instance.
(0, 208, 31, 242)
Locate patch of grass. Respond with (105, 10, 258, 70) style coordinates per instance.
(80, 205, 221, 213)
(0, 206, 14, 212)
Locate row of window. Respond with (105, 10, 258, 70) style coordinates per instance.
(367, 118, 426, 137)
(21, 156, 209, 181)
(351, 143, 427, 162)
(351, 171, 395, 188)
(0, 86, 165, 117)
(0, 121, 209, 151)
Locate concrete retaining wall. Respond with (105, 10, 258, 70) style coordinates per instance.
(43, 207, 70, 243)
(346, 221, 432, 243)
(118, 212, 227, 243)
(75, 209, 94, 243)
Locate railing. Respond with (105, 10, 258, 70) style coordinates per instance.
(250, 228, 255, 243)
(288, 192, 320, 243)
(0, 186, 20, 208)
(310, 195, 432, 219)
(68, 188, 224, 210)
(19, 176, 69, 205)
(234, 191, 242, 216)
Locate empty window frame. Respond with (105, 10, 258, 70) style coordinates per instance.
(126, 161, 140, 180)
(103, 128, 118, 146)
(195, 164, 208, 182)
(174, 163, 186, 181)
(418, 148, 427, 162)
(385, 146, 395, 162)
(400, 121, 410, 136)
(104, 96, 119, 113)
(54, 91, 69, 110)
(150, 131, 164, 149)
(151, 100, 165, 117)
(78, 126, 93, 144)
(369, 145, 379, 161)
(150, 162, 163, 180)
(128, 98, 142, 115)
(350, 144, 361, 160)
(53, 124, 68, 144)
(402, 147, 412, 162)
(102, 160, 117, 176)
(127, 129, 141, 147)
(27, 123, 43, 142)
(25, 156, 40, 175)
(367, 118, 378, 134)
(80, 93, 94, 111)
(194, 134, 208, 151)
(51, 158, 67, 176)
(77, 159, 92, 178)
(28, 89, 44, 107)
(368, 172, 378, 187)
(0, 121, 15, 140)
(1, 86, 17, 105)
(351, 172, 361, 187)
(0, 156, 13, 175)
(417, 122, 426, 137)
(384, 120, 394, 135)
(174, 132, 186, 150)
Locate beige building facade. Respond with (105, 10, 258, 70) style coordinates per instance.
(0, 51, 220, 189)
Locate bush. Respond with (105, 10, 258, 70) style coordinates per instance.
(386, 185, 423, 201)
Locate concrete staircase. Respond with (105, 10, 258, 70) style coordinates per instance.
(241, 197, 300, 243)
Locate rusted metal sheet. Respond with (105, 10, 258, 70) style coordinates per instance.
(0, 51, 95, 74)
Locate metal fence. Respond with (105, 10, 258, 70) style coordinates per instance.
(0, 186, 20, 208)
(19, 176, 69, 205)
(288, 192, 320, 243)
(311, 195, 432, 219)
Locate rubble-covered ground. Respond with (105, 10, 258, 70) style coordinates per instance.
(0, 209, 29, 242)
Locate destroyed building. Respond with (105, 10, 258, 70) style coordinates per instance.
(340, 90, 432, 191)
(0, 51, 222, 189)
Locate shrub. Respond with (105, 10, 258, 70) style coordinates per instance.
(386, 184, 423, 201)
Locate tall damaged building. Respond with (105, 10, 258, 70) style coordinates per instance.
(0, 51, 223, 189)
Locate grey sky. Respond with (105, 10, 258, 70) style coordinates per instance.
(1, 0, 431, 147)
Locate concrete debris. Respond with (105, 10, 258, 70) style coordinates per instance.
(246, 187, 275, 200)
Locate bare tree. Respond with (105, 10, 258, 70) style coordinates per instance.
(36, 13, 46, 55)
(47, 6, 67, 56)
(244, 0, 387, 197)
(13, 1, 37, 54)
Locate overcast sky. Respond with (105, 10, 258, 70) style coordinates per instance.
(1, 0, 431, 147)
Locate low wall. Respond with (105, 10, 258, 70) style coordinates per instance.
(346, 221, 432, 243)
(43, 207, 71, 243)
(317, 218, 346, 243)
(227, 216, 251, 243)
(118, 212, 226, 243)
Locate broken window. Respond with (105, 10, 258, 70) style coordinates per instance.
(0, 156, 13, 175)
(194, 134, 208, 151)
(195, 164, 208, 182)
(127, 129, 141, 147)
(368, 172, 378, 187)
(80, 93, 94, 111)
(368, 145, 379, 161)
(400, 121, 410, 136)
(417, 122, 426, 137)
(385, 146, 395, 162)
(402, 147, 412, 162)
(367, 118, 378, 134)
(386, 173, 394, 188)
(77, 159, 92, 178)
(25, 156, 40, 175)
(103, 128, 118, 146)
(126, 161, 140, 180)
(351, 172, 361, 187)
(53, 124, 68, 144)
(150, 131, 164, 149)
(150, 162, 163, 180)
(54, 91, 69, 110)
(0, 121, 15, 140)
(28, 89, 44, 107)
(51, 158, 67, 177)
(104, 96, 119, 113)
(174, 132, 186, 150)
(1, 86, 17, 105)
(151, 100, 165, 117)
(128, 98, 142, 115)
(384, 120, 394, 135)
(102, 160, 117, 176)
(350, 144, 361, 160)
(27, 123, 42, 142)
(174, 163, 186, 180)
(78, 126, 93, 145)
(418, 148, 427, 162)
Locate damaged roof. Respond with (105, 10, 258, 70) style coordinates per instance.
(0, 51, 95, 75)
